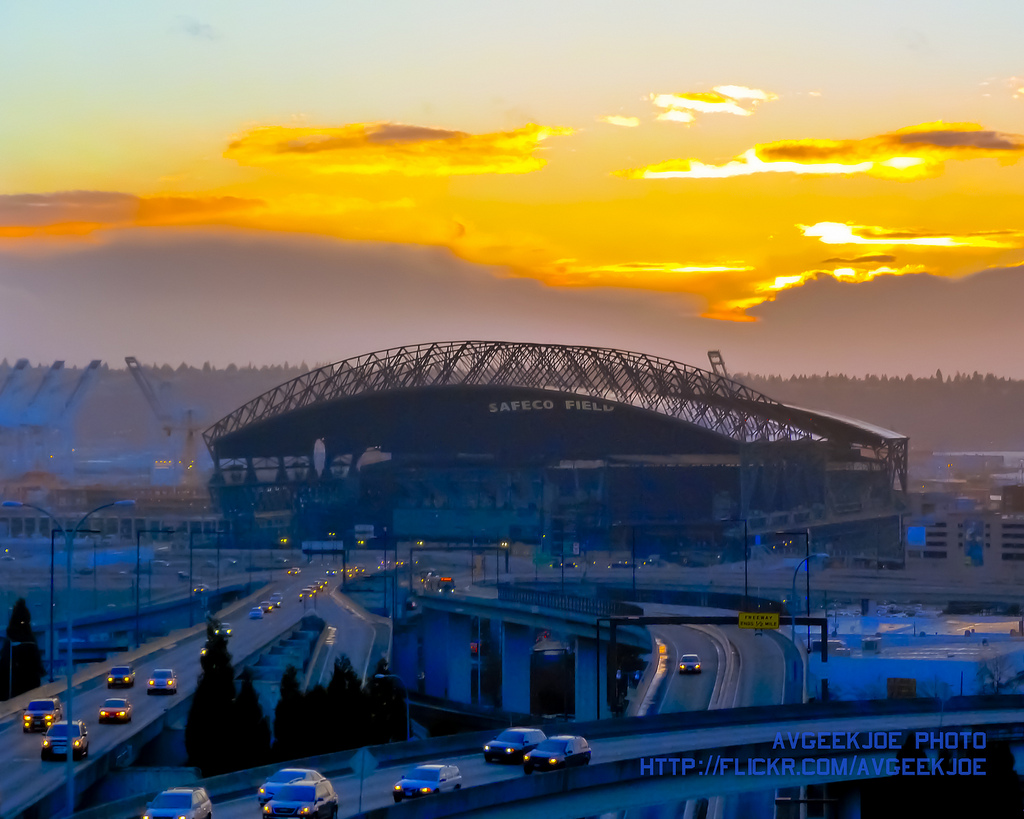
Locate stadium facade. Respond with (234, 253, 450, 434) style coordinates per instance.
(204, 342, 908, 566)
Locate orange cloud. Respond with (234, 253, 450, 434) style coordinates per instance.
(800, 221, 1024, 248)
(617, 121, 1024, 179)
(533, 259, 754, 291)
(0, 191, 265, 239)
(651, 85, 777, 125)
(598, 115, 640, 127)
(224, 121, 573, 176)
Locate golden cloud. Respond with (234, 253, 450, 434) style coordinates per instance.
(598, 115, 640, 128)
(224, 122, 573, 176)
(617, 121, 1024, 179)
(800, 221, 1024, 249)
(536, 259, 754, 290)
(651, 85, 777, 125)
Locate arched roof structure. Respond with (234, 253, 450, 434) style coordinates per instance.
(204, 341, 907, 490)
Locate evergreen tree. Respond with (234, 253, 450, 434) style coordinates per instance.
(273, 665, 305, 760)
(366, 658, 406, 744)
(304, 684, 331, 755)
(185, 619, 236, 775)
(231, 667, 271, 770)
(326, 655, 369, 750)
(1, 598, 44, 699)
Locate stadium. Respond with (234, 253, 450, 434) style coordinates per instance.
(204, 341, 908, 566)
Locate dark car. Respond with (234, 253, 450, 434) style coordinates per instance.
(392, 764, 462, 802)
(23, 697, 62, 733)
(263, 781, 338, 817)
(41, 720, 89, 760)
(107, 665, 135, 688)
(483, 727, 547, 762)
(523, 735, 591, 773)
(98, 697, 132, 723)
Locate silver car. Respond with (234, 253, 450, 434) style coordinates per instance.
(147, 668, 178, 694)
(258, 768, 328, 806)
(393, 763, 462, 802)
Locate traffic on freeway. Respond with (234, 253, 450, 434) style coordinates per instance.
(0, 575, 317, 817)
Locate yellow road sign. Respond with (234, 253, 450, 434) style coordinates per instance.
(739, 611, 780, 629)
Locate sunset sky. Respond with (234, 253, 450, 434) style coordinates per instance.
(2, 1, 1023, 375)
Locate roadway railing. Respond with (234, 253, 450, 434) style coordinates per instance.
(496, 586, 642, 617)
(70, 695, 1024, 819)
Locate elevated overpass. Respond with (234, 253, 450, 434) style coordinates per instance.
(69, 697, 1024, 819)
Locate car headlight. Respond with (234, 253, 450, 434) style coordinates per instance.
(108, 677, 113, 682)
(178, 814, 187, 819)
(259, 787, 266, 794)
(149, 680, 155, 685)
(300, 809, 310, 815)
(549, 757, 558, 763)
(420, 787, 431, 793)
(45, 714, 53, 720)
(24, 715, 30, 721)
(394, 785, 402, 791)
(43, 740, 50, 747)
(118, 711, 126, 716)
(73, 740, 81, 747)
(100, 711, 108, 717)
(506, 748, 513, 753)
(263, 806, 271, 813)
(523, 754, 531, 761)
(124, 676, 130, 681)
(484, 745, 492, 751)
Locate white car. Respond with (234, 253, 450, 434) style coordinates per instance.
(147, 668, 178, 694)
(269, 592, 284, 608)
(678, 653, 702, 674)
(393, 763, 462, 802)
(142, 787, 213, 819)
(249, 606, 264, 619)
(258, 768, 328, 806)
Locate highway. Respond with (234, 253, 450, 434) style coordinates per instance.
(0, 568, 384, 818)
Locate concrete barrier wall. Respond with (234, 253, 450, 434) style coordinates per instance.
(61, 695, 1024, 819)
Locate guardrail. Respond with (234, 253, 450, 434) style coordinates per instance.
(496, 586, 642, 617)
(69, 694, 1024, 819)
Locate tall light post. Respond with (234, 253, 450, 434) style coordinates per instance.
(136, 527, 174, 649)
(374, 673, 410, 740)
(2, 498, 135, 818)
(790, 552, 829, 643)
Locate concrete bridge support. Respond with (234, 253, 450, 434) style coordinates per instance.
(574, 636, 608, 721)
(422, 609, 472, 703)
(500, 621, 533, 714)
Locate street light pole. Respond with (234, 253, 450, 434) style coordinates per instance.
(136, 527, 174, 649)
(189, 530, 195, 627)
(49, 528, 56, 683)
(2, 498, 135, 818)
